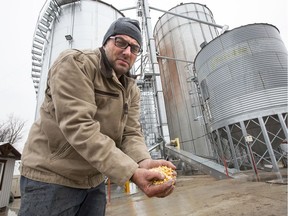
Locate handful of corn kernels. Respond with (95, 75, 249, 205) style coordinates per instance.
(150, 166, 175, 185)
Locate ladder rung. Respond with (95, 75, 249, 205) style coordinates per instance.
(32, 62, 42, 67)
(33, 43, 43, 50)
(32, 68, 41, 73)
(32, 56, 42, 61)
(50, 1, 59, 12)
(43, 13, 53, 22)
(34, 37, 45, 45)
(32, 50, 42, 56)
(36, 31, 46, 39)
(38, 25, 48, 33)
(32, 73, 40, 78)
(40, 19, 50, 28)
(46, 7, 56, 17)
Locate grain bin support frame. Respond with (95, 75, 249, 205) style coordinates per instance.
(211, 113, 287, 182)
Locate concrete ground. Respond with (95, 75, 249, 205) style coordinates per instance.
(1, 173, 287, 216)
(106, 175, 287, 216)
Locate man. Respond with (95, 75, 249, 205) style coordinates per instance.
(19, 17, 176, 216)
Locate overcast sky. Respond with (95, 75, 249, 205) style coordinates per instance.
(0, 0, 287, 152)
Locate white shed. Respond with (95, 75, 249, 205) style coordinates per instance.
(0, 142, 21, 209)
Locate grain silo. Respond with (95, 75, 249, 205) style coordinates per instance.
(153, 3, 221, 157)
(31, 0, 124, 116)
(194, 23, 288, 175)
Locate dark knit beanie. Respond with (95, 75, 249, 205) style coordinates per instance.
(102, 17, 142, 46)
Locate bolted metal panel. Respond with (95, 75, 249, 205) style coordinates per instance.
(154, 3, 219, 157)
(194, 23, 288, 130)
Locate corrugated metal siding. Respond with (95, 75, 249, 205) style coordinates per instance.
(0, 159, 15, 208)
(195, 24, 288, 130)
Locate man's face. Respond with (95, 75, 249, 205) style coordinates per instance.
(104, 34, 140, 78)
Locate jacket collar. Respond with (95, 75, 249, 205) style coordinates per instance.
(99, 47, 113, 78)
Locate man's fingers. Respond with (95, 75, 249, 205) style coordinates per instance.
(147, 169, 165, 182)
(153, 180, 175, 198)
(145, 178, 175, 197)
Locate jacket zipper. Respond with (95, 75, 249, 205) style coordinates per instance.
(112, 76, 129, 121)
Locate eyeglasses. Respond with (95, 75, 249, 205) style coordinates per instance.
(110, 36, 142, 56)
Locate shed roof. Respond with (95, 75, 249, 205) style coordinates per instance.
(0, 142, 21, 160)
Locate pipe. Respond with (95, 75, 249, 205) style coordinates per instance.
(165, 145, 242, 179)
(149, 6, 225, 29)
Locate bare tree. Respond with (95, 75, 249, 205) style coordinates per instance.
(0, 114, 26, 145)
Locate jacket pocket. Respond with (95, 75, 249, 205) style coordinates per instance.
(94, 88, 120, 110)
(50, 142, 77, 160)
(95, 89, 119, 97)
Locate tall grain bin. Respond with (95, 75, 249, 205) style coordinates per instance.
(31, 0, 124, 116)
(154, 3, 219, 157)
(194, 23, 288, 173)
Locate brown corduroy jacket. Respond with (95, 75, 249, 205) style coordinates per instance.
(21, 47, 151, 189)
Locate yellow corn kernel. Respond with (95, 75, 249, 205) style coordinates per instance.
(150, 166, 174, 185)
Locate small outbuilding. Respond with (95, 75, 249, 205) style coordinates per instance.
(0, 142, 21, 209)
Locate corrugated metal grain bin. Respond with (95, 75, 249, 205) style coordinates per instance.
(154, 3, 219, 156)
(194, 23, 288, 130)
(194, 23, 288, 163)
(33, 0, 124, 116)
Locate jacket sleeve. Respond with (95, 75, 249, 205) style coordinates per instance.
(120, 85, 151, 162)
(49, 51, 138, 185)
